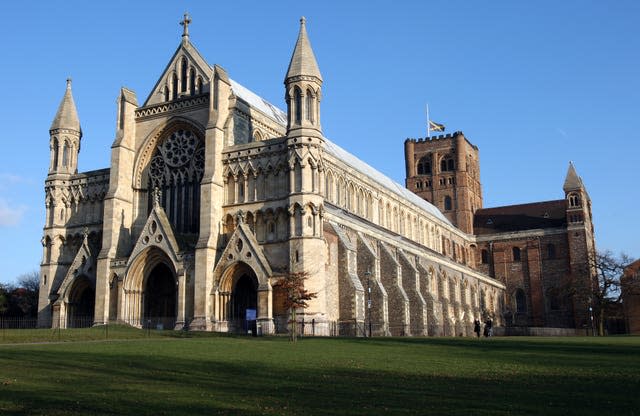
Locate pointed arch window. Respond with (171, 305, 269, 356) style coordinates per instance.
(52, 137, 59, 170)
(189, 68, 196, 95)
(181, 57, 188, 92)
(306, 89, 314, 123)
(62, 140, 69, 168)
(148, 128, 204, 234)
(172, 74, 178, 100)
(164, 86, 170, 102)
(294, 87, 302, 124)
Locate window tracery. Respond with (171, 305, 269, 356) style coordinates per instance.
(148, 129, 204, 234)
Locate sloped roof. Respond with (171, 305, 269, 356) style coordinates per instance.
(285, 17, 322, 82)
(227, 76, 451, 226)
(474, 200, 567, 235)
(50, 79, 81, 133)
(230, 79, 287, 125)
(563, 162, 583, 192)
(323, 140, 452, 225)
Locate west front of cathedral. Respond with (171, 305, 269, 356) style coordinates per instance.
(38, 17, 596, 336)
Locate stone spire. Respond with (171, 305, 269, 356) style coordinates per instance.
(563, 161, 583, 192)
(285, 16, 322, 82)
(50, 78, 81, 135)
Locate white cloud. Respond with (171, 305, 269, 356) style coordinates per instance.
(0, 199, 26, 227)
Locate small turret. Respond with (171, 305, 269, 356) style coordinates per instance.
(563, 162, 590, 221)
(284, 17, 323, 139)
(49, 78, 82, 175)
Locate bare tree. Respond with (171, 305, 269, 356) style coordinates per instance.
(590, 250, 634, 336)
(273, 271, 317, 342)
(17, 270, 40, 294)
(10, 270, 40, 318)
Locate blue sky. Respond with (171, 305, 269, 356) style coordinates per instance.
(1, 1, 638, 284)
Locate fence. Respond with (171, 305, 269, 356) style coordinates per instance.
(1, 315, 609, 341)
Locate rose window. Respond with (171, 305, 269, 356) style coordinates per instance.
(148, 129, 204, 234)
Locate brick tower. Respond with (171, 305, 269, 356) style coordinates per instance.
(404, 131, 482, 234)
(563, 162, 597, 328)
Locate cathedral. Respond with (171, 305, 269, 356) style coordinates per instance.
(38, 16, 596, 336)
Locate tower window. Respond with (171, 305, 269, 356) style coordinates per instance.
(306, 89, 314, 123)
(441, 156, 455, 172)
(52, 137, 59, 169)
(547, 243, 556, 259)
(417, 156, 431, 175)
(444, 195, 452, 211)
(62, 141, 69, 168)
(294, 87, 302, 124)
(568, 193, 581, 208)
(512, 247, 521, 262)
(481, 249, 489, 264)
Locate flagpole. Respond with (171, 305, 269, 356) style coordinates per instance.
(426, 104, 430, 139)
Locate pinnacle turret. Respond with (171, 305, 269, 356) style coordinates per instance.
(50, 78, 81, 135)
(285, 17, 322, 83)
(563, 161, 583, 192)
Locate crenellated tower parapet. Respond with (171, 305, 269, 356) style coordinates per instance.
(404, 131, 482, 234)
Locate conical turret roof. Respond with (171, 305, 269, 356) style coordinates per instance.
(563, 162, 583, 192)
(285, 17, 322, 82)
(50, 78, 81, 134)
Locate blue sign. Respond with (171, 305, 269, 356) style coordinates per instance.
(246, 309, 256, 321)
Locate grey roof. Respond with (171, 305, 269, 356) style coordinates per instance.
(229, 78, 451, 226)
(323, 140, 452, 226)
(474, 200, 566, 234)
(230, 79, 288, 126)
(285, 17, 322, 82)
(563, 162, 583, 192)
(50, 79, 81, 133)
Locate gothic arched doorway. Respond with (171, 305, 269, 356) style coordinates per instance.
(218, 263, 259, 334)
(144, 263, 177, 330)
(231, 273, 258, 326)
(67, 276, 95, 328)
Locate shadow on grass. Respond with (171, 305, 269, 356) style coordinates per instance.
(0, 337, 639, 416)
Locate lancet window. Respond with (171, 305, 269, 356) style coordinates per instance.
(148, 129, 205, 234)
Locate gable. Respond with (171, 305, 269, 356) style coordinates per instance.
(56, 236, 96, 301)
(213, 220, 273, 289)
(144, 41, 212, 107)
(127, 205, 182, 269)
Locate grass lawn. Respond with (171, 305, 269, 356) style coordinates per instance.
(0, 332, 638, 415)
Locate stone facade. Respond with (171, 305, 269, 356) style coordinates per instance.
(38, 16, 506, 334)
(405, 133, 597, 330)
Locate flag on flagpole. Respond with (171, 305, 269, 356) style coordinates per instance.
(429, 120, 446, 132)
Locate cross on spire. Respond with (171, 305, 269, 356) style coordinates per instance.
(180, 12, 192, 40)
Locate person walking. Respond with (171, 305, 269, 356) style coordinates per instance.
(474, 319, 481, 338)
